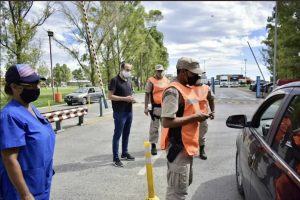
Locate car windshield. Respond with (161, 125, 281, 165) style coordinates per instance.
(75, 88, 89, 93)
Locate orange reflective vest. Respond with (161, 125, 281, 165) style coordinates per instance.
(160, 82, 201, 156)
(192, 84, 209, 114)
(148, 76, 170, 105)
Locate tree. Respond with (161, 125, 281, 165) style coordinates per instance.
(0, 1, 54, 68)
(262, 1, 300, 79)
(53, 63, 71, 86)
(37, 64, 50, 78)
(72, 68, 85, 80)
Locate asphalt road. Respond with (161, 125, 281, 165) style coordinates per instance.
(44, 86, 265, 200)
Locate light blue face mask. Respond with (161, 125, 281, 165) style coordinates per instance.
(122, 70, 131, 78)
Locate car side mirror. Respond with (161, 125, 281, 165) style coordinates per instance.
(226, 115, 247, 129)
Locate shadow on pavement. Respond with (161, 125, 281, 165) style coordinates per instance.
(54, 150, 167, 173)
(190, 174, 243, 200)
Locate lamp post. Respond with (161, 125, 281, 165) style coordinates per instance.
(273, 1, 278, 88)
(244, 59, 247, 80)
(47, 30, 55, 101)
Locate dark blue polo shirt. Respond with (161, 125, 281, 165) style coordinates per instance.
(109, 75, 133, 112)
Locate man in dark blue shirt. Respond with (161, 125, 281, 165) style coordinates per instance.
(108, 62, 136, 167)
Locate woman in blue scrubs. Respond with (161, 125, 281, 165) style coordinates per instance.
(0, 64, 56, 200)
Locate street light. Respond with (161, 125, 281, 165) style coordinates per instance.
(47, 30, 55, 101)
(244, 59, 247, 79)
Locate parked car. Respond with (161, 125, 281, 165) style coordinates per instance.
(261, 82, 273, 93)
(64, 87, 103, 106)
(250, 80, 267, 92)
(226, 81, 300, 200)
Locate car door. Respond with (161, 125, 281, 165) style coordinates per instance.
(88, 88, 95, 102)
(243, 90, 288, 200)
(249, 88, 299, 200)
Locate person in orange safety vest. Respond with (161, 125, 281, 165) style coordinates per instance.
(144, 64, 170, 155)
(160, 57, 210, 200)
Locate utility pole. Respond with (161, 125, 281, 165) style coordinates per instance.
(273, 1, 278, 87)
(244, 59, 247, 79)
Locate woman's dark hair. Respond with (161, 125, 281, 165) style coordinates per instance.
(4, 82, 13, 95)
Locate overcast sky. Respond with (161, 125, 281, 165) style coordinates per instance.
(3, 1, 276, 81)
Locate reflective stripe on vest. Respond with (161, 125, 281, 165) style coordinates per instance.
(160, 82, 200, 156)
(149, 76, 170, 105)
(192, 85, 209, 114)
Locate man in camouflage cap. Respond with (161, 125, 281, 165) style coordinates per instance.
(144, 64, 170, 155)
(160, 57, 209, 200)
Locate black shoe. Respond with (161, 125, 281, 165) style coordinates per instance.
(121, 153, 135, 161)
(113, 158, 124, 167)
(151, 143, 157, 155)
(199, 145, 207, 160)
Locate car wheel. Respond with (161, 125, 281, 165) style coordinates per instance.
(67, 102, 72, 106)
(236, 151, 245, 196)
(82, 97, 87, 105)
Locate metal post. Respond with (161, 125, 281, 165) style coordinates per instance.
(55, 121, 62, 132)
(78, 115, 84, 125)
(273, 1, 278, 88)
(47, 30, 55, 101)
(99, 95, 103, 117)
(256, 76, 261, 98)
(244, 59, 247, 80)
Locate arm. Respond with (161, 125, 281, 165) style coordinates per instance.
(1, 148, 34, 200)
(162, 113, 208, 128)
(144, 92, 150, 116)
(108, 90, 133, 102)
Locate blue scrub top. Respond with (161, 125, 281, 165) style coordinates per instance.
(0, 99, 56, 200)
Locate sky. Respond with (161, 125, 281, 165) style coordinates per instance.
(1, 1, 276, 81)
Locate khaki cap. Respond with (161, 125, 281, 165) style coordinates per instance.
(176, 57, 202, 74)
(155, 64, 164, 71)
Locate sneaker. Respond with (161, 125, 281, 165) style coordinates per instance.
(121, 153, 135, 161)
(113, 158, 124, 167)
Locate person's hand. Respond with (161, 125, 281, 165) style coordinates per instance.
(209, 112, 215, 120)
(22, 193, 35, 200)
(125, 96, 135, 103)
(144, 108, 149, 116)
(195, 112, 209, 122)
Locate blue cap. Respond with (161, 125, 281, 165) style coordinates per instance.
(5, 64, 46, 84)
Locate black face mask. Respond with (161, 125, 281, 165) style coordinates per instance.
(187, 74, 199, 86)
(20, 88, 40, 103)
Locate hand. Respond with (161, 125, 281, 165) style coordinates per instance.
(209, 112, 215, 120)
(22, 193, 35, 200)
(125, 96, 135, 103)
(144, 108, 149, 116)
(194, 112, 209, 122)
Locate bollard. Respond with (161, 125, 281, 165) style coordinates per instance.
(256, 76, 261, 98)
(144, 141, 160, 200)
(48, 100, 52, 111)
(99, 95, 103, 117)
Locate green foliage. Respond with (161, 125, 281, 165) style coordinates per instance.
(53, 63, 72, 86)
(0, 1, 54, 68)
(37, 64, 50, 78)
(72, 68, 85, 80)
(262, 1, 300, 79)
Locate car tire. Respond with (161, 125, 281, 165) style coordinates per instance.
(82, 97, 87, 105)
(236, 151, 245, 196)
(67, 102, 72, 106)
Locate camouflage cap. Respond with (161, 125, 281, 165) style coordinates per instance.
(176, 57, 202, 74)
(155, 64, 164, 71)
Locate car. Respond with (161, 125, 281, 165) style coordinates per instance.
(226, 81, 300, 200)
(261, 82, 273, 93)
(250, 80, 267, 92)
(64, 87, 103, 106)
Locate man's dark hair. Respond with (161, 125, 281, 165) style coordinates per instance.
(177, 69, 185, 75)
(120, 61, 126, 69)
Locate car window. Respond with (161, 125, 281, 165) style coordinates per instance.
(89, 88, 95, 93)
(254, 97, 284, 139)
(271, 95, 300, 176)
(75, 88, 89, 93)
(95, 87, 101, 92)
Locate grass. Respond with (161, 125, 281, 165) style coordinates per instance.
(0, 87, 78, 109)
(0, 86, 145, 109)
